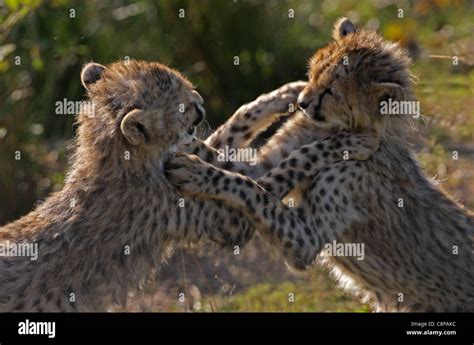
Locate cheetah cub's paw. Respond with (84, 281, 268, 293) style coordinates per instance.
(176, 136, 200, 154)
(277, 80, 307, 97)
(164, 152, 209, 196)
(254, 81, 307, 115)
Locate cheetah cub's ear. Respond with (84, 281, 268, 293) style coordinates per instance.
(332, 17, 357, 41)
(81, 62, 106, 90)
(120, 109, 158, 146)
(373, 82, 407, 104)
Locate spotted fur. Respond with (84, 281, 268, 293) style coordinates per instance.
(0, 60, 300, 311)
(167, 19, 474, 312)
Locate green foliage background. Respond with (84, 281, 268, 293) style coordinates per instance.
(0, 0, 473, 311)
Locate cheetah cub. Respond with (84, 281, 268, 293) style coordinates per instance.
(167, 19, 474, 312)
(0, 60, 306, 311)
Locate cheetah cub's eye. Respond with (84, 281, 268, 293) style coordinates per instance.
(329, 88, 340, 100)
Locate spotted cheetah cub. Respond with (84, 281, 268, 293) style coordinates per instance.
(0, 60, 306, 311)
(167, 19, 474, 311)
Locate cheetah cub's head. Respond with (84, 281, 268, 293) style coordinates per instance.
(298, 18, 416, 138)
(79, 60, 205, 162)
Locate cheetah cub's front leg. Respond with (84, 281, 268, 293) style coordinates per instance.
(178, 81, 306, 173)
(205, 81, 306, 149)
(258, 131, 379, 199)
(165, 132, 379, 269)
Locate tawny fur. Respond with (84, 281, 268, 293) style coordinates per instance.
(1, 60, 306, 311)
(167, 19, 474, 312)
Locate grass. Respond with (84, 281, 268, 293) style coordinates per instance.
(218, 280, 369, 312)
(132, 266, 370, 312)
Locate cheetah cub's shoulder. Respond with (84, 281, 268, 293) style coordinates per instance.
(167, 19, 474, 312)
(0, 60, 256, 311)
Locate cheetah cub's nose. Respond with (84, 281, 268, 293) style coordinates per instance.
(298, 101, 309, 110)
(297, 92, 311, 110)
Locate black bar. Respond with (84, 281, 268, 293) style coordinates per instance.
(0, 313, 472, 345)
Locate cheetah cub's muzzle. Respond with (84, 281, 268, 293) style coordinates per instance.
(187, 104, 205, 135)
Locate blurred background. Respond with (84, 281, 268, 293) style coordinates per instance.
(0, 0, 473, 311)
